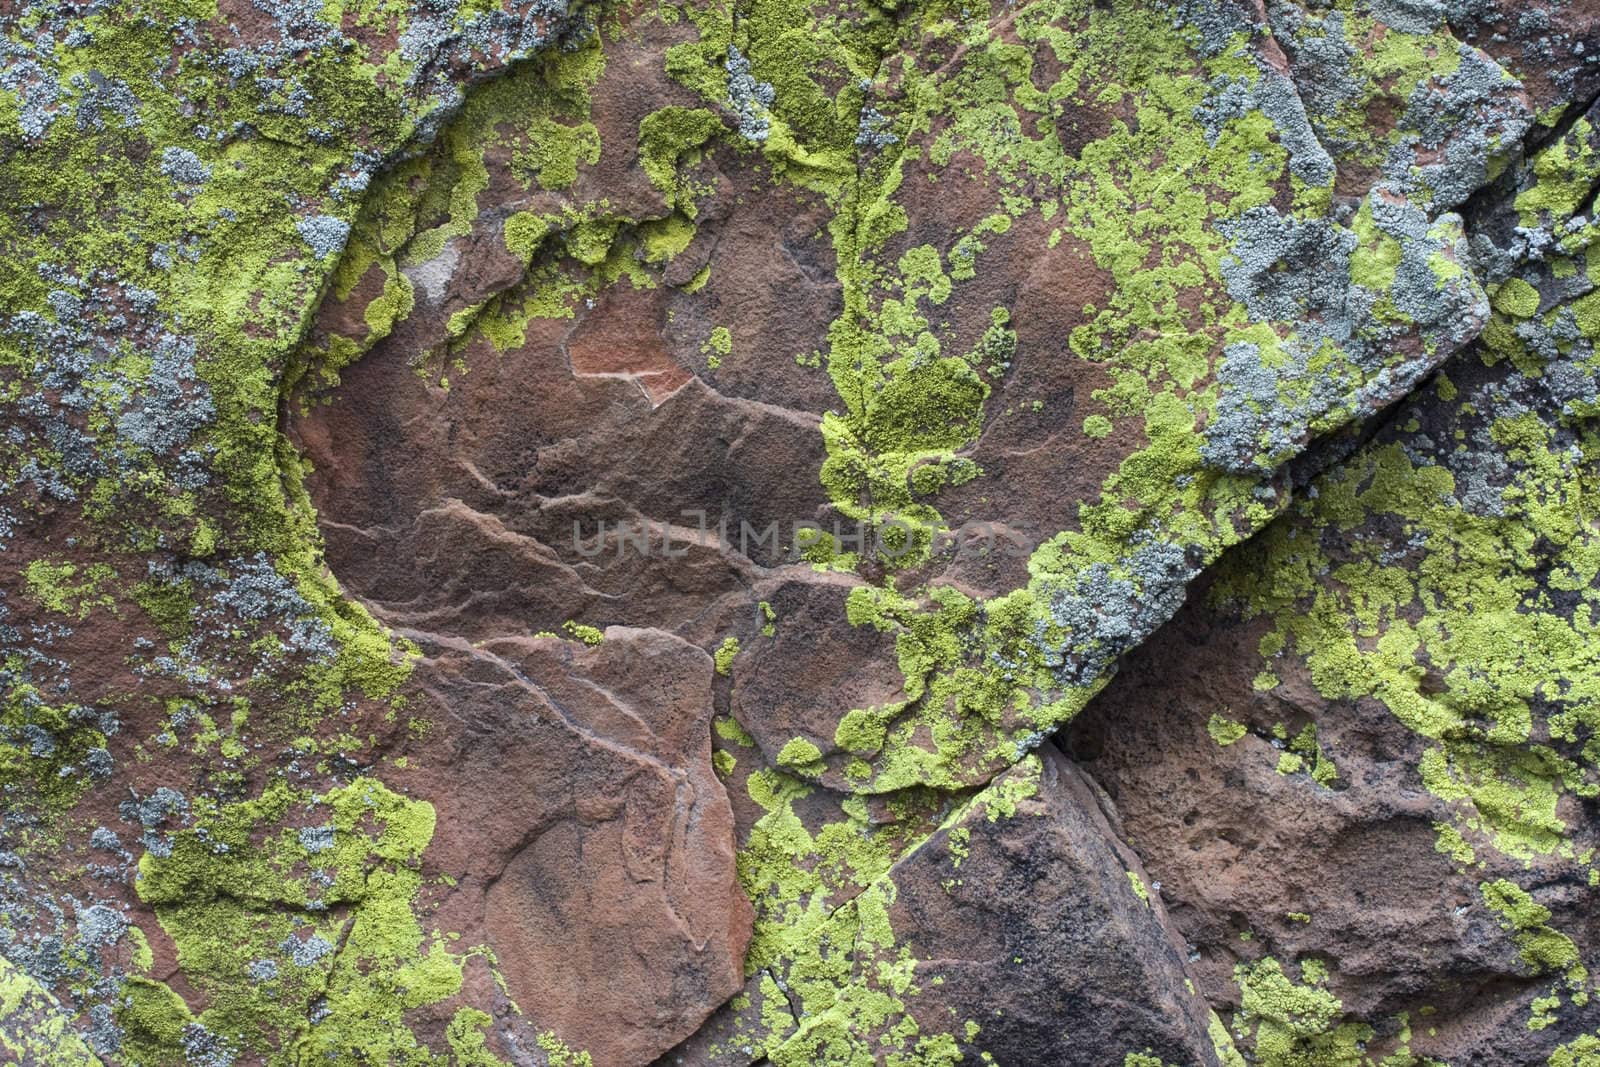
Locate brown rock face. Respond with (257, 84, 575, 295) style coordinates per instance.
(1064, 584, 1527, 1060)
(889, 745, 1222, 1066)
(276, 3, 1600, 1061)
(289, 314, 832, 643)
(1065, 286, 1600, 1063)
(399, 628, 750, 1066)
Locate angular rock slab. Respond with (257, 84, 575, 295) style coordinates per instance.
(403, 626, 751, 1066)
(888, 745, 1223, 1066)
(664, 742, 1225, 1065)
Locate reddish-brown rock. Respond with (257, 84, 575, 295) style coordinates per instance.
(399, 627, 750, 1066)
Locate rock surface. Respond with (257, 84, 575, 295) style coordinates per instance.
(8, 0, 1600, 1065)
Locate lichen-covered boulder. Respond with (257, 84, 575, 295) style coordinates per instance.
(1067, 89, 1600, 1065)
(9, 0, 1600, 1063)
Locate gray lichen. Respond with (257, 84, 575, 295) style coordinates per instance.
(725, 45, 775, 143)
(296, 215, 353, 261)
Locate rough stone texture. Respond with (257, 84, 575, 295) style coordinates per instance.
(657, 743, 1230, 1067)
(1064, 567, 1572, 1063)
(10, 0, 1600, 1065)
(887, 746, 1221, 1066)
(407, 627, 750, 1067)
(1067, 95, 1600, 1063)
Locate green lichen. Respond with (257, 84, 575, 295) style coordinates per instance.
(665, 0, 1496, 798)
(535, 1030, 595, 1066)
(1208, 714, 1248, 747)
(775, 737, 824, 772)
(125, 777, 521, 1065)
(1204, 106, 1600, 1038)
(1212, 403, 1600, 866)
(21, 560, 118, 620)
(714, 635, 741, 675)
(0, 0, 1576, 1057)
(1124, 1053, 1176, 1067)
(1231, 957, 1372, 1067)
(1492, 278, 1542, 319)
(1283, 724, 1339, 787)
(1433, 823, 1477, 866)
(562, 621, 606, 646)
(0, 0, 613, 1057)
(1551, 1033, 1600, 1067)
(0, 681, 111, 818)
(638, 106, 725, 210)
(726, 755, 1042, 1063)
(0, 955, 104, 1065)
(702, 325, 733, 370)
(1480, 879, 1587, 988)
(1126, 870, 1150, 904)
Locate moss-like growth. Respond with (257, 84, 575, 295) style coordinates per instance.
(714, 635, 741, 675)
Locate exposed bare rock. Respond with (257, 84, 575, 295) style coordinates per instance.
(404, 627, 749, 1066)
(887, 745, 1223, 1066)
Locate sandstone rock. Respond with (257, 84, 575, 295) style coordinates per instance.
(660, 744, 1226, 1066)
(887, 745, 1223, 1066)
(9, 0, 1600, 1063)
(406, 627, 750, 1066)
